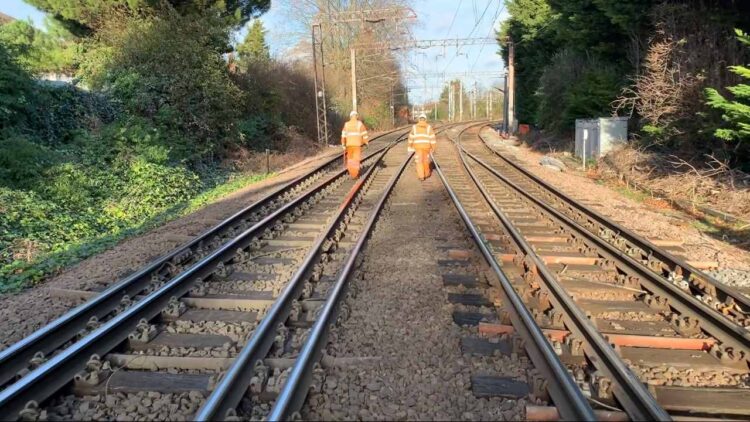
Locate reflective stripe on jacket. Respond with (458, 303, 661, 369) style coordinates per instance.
(341, 120, 369, 147)
(408, 123, 436, 150)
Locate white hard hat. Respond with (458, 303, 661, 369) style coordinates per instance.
(418, 113, 427, 120)
(350, 110, 358, 117)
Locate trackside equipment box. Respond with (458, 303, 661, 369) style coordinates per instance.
(575, 117, 628, 160)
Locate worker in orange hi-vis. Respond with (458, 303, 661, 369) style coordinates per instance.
(341, 110, 369, 179)
(408, 113, 436, 180)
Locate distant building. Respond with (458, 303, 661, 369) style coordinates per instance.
(0, 12, 15, 25)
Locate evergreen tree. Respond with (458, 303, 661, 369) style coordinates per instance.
(499, 0, 560, 124)
(0, 19, 76, 74)
(237, 20, 270, 64)
(705, 29, 750, 142)
(0, 43, 34, 128)
(24, 0, 270, 32)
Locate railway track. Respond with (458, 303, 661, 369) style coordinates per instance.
(0, 125, 478, 421)
(0, 127, 406, 390)
(433, 123, 750, 419)
(5, 120, 749, 420)
(0, 128, 413, 420)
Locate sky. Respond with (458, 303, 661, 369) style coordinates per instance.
(259, 0, 507, 104)
(0, 0, 507, 104)
(1, 0, 45, 27)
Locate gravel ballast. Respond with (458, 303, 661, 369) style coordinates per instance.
(0, 147, 345, 351)
(480, 128, 750, 280)
(303, 150, 530, 421)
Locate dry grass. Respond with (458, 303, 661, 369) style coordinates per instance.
(604, 145, 750, 220)
(224, 127, 325, 174)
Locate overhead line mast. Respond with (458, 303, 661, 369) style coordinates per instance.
(311, 6, 504, 143)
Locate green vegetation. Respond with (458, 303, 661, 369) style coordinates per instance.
(0, 18, 75, 74)
(78, 11, 243, 156)
(500, 0, 750, 166)
(237, 19, 270, 65)
(23, 0, 270, 33)
(0, 170, 273, 293)
(705, 29, 750, 143)
(0, 0, 327, 291)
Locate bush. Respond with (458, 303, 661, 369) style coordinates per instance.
(564, 66, 622, 123)
(536, 50, 623, 133)
(27, 84, 118, 146)
(0, 44, 34, 129)
(78, 11, 242, 158)
(112, 159, 201, 221)
(0, 148, 206, 290)
(96, 117, 179, 163)
(0, 133, 55, 189)
(41, 162, 120, 212)
(234, 60, 326, 149)
(0, 19, 77, 75)
(238, 115, 281, 152)
(705, 29, 750, 143)
(0, 187, 102, 269)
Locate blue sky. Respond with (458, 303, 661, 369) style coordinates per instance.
(259, 1, 507, 103)
(1, 0, 506, 103)
(1, 0, 45, 26)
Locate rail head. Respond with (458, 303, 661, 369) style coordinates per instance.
(474, 128, 750, 317)
(0, 127, 409, 391)
(195, 123, 467, 420)
(463, 144, 750, 357)
(194, 135, 406, 421)
(0, 135, 407, 420)
(432, 124, 597, 421)
(450, 127, 669, 420)
(267, 148, 414, 421)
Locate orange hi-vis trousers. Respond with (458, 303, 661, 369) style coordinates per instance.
(408, 122, 436, 180)
(345, 146, 362, 178)
(414, 147, 432, 180)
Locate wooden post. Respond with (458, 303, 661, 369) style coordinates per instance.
(507, 38, 516, 133)
(350, 48, 357, 112)
(265, 149, 270, 174)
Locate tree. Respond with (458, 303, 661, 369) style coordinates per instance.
(705, 29, 750, 143)
(547, 0, 631, 62)
(0, 43, 34, 129)
(24, 0, 270, 32)
(237, 19, 270, 65)
(0, 19, 76, 75)
(78, 11, 243, 155)
(499, 0, 560, 125)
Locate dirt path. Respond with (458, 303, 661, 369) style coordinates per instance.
(303, 150, 531, 420)
(0, 146, 345, 350)
(480, 128, 750, 287)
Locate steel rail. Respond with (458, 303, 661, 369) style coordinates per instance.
(0, 128, 406, 390)
(462, 145, 750, 355)
(0, 136, 404, 420)
(451, 132, 669, 420)
(430, 124, 597, 421)
(195, 123, 463, 420)
(194, 134, 403, 421)
(475, 131, 750, 317)
(268, 145, 413, 421)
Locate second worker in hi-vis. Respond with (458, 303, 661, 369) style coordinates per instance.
(340, 110, 370, 179)
(407, 113, 436, 180)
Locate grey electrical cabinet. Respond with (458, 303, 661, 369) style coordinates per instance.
(575, 117, 628, 160)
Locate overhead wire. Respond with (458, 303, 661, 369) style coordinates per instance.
(445, 0, 464, 38)
(438, 0, 493, 77)
(470, 1, 504, 73)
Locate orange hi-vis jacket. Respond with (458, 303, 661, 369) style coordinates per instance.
(408, 122, 436, 152)
(341, 119, 369, 147)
